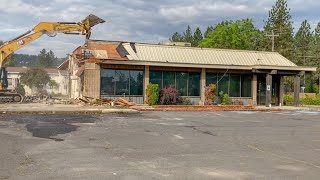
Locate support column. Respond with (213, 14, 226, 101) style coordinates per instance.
(251, 74, 257, 106)
(143, 65, 150, 104)
(200, 68, 206, 105)
(83, 63, 100, 99)
(266, 73, 272, 107)
(279, 76, 284, 106)
(294, 75, 301, 107)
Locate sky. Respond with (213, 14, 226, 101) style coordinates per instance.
(0, 0, 319, 58)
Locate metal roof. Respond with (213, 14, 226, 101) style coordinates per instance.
(123, 43, 297, 67)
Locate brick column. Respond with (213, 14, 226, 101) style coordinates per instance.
(251, 74, 257, 106)
(266, 73, 272, 107)
(200, 68, 206, 105)
(279, 76, 284, 106)
(294, 75, 300, 107)
(144, 65, 150, 103)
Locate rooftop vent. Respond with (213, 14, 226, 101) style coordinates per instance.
(164, 41, 191, 47)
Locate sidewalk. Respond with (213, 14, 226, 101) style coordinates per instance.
(0, 103, 139, 114)
(255, 105, 320, 111)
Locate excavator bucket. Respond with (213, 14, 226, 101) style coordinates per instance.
(82, 14, 105, 28)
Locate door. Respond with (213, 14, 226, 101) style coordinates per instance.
(257, 75, 266, 105)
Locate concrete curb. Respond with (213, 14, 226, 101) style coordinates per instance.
(0, 108, 140, 114)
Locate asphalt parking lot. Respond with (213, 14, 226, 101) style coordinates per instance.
(1, 111, 320, 179)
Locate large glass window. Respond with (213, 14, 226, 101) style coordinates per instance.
(150, 71, 162, 88)
(176, 72, 188, 96)
(206, 73, 217, 86)
(163, 71, 175, 88)
(241, 75, 252, 97)
(229, 75, 241, 97)
(218, 74, 229, 94)
(188, 72, 200, 96)
(150, 70, 200, 96)
(130, 71, 144, 95)
(101, 69, 143, 96)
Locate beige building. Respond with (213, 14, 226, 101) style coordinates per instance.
(63, 40, 316, 107)
(6, 67, 69, 96)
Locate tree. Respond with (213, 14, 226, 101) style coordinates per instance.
(204, 26, 214, 38)
(183, 25, 193, 44)
(294, 20, 312, 66)
(170, 32, 184, 42)
(262, 0, 294, 60)
(200, 19, 260, 50)
(0, 41, 15, 67)
(193, 27, 203, 47)
(48, 79, 58, 93)
(38, 49, 57, 67)
(19, 67, 50, 91)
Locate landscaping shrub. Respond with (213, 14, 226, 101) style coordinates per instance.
(219, 91, 230, 105)
(204, 84, 216, 105)
(283, 94, 294, 105)
(146, 83, 160, 106)
(177, 97, 192, 105)
(284, 94, 320, 106)
(159, 86, 179, 105)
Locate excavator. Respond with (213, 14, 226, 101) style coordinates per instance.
(0, 14, 105, 102)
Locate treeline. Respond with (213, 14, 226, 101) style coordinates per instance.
(169, 0, 320, 93)
(7, 50, 64, 68)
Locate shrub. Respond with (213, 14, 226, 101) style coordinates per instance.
(159, 86, 179, 105)
(177, 97, 192, 105)
(219, 91, 230, 105)
(146, 83, 160, 106)
(283, 94, 294, 105)
(205, 84, 216, 105)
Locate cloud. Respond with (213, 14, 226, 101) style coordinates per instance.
(0, 0, 319, 57)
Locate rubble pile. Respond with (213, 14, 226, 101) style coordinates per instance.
(23, 95, 68, 104)
(78, 96, 136, 107)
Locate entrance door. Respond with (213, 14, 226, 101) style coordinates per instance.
(257, 75, 266, 105)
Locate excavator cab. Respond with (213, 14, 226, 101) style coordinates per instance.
(0, 67, 8, 89)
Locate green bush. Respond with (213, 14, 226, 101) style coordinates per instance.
(177, 97, 192, 105)
(219, 91, 230, 105)
(146, 83, 159, 106)
(284, 94, 320, 106)
(205, 84, 217, 105)
(283, 94, 294, 105)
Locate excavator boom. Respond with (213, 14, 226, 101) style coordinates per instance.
(0, 14, 105, 102)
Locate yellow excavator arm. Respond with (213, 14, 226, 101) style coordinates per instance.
(0, 14, 105, 67)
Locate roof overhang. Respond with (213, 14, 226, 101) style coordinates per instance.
(99, 60, 317, 72)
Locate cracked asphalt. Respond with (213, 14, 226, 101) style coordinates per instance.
(1, 111, 320, 179)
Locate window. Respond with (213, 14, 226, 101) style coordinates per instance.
(176, 72, 188, 96)
(130, 71, 144, 95)
(150, 70, 200, 96)
(229, 75, 241, 97)
(188, 72, 200, 96)
(218, 74, 229, 94)
(150, 71, 162, 88)
(101, 69, 144, 96)
(206, 73, 217, 86)
(241, 75, 252, 97)
(163, 71, 175, 88)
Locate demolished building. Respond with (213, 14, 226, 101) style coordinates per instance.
(60, 40, 316, 106)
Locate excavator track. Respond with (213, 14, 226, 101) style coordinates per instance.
(0, 91, 22, 103)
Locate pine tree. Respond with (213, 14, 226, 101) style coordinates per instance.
(263, 0, 294, 60)
(193, 27, 203, 47)
(294, 20, 312, 66)
(170, 32, 183, 42)
(38, 49, 56, 67)
(183, 25, 193, 44)
(204, 26, 214, 38)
